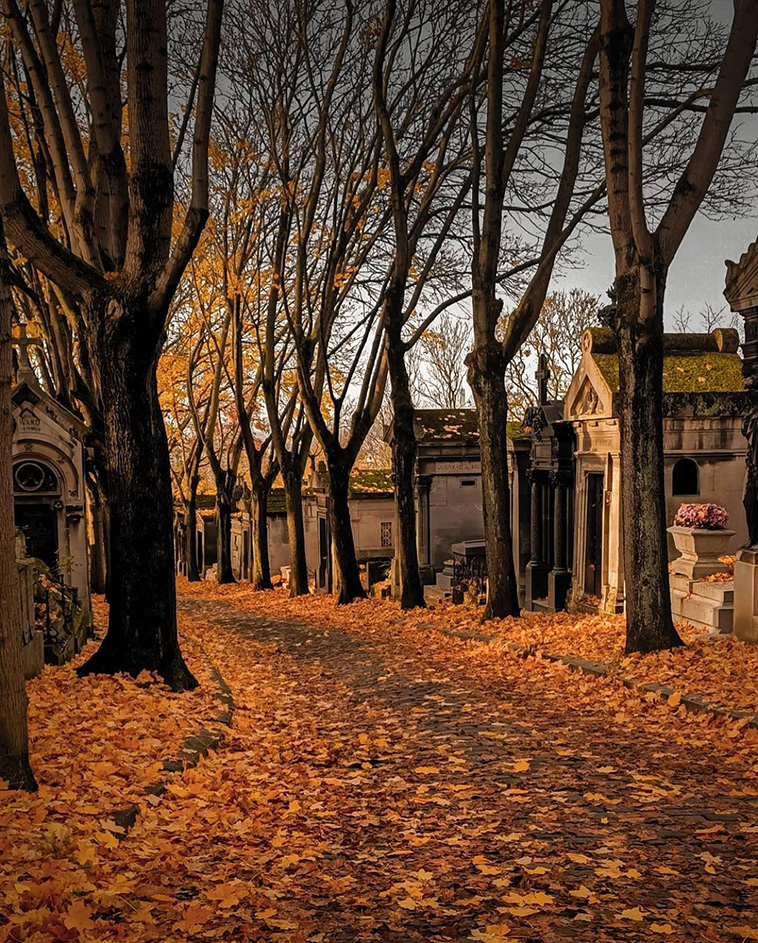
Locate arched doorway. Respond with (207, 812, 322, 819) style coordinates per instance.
(13, 459, 61, 569)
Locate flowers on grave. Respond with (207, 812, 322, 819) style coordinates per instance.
(673, 503, 729, 530)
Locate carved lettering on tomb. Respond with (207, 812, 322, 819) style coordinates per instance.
(18, 407, 40, 432)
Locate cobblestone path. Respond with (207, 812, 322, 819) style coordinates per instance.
(172, 591, 758, 942)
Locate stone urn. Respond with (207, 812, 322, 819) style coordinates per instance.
(668, 525, 736, 580)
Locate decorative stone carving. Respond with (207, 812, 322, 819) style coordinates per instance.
(725, 241, 758, 314)
(572, 378, 599, 417)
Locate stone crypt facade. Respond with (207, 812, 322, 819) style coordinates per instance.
(11, 326, 92, 627)
(725, 237, 758, 641)
(564, 327, 748, 616)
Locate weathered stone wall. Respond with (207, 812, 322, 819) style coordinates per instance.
(663, 415, 747, 554)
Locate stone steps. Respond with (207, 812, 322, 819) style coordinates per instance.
(424, 585, 451, 604)
(670, 577, 734, 635)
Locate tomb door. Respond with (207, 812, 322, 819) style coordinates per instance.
(13, 459, 61, 569)
(542, 477, 554, 570)
(584, 473, 604, 598)
(15, 503, 59, 569)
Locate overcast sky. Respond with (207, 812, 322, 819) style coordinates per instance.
(554, 214, 758, 326)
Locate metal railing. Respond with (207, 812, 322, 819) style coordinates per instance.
(36, 573, 81, 662)
(452, 550, 488, 597)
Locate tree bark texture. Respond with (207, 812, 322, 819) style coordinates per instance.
(0, 0, 223, 689)
(614, 272, 682, 652)
(467, 332, 521, 621)
(327, 455, 366, 604)
(466, 0, 520, 621)
(86, 475, 109, 594)
(251, 486, 273, 591)
(387, 334, 425, 609)
(185, 476, 201, 582)
(0, 249, 36, 791)
(215, 471, 236, 585)
(79, 301, 197, 690)
(283, 470, 309, 597)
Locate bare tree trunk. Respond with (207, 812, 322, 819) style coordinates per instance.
(0, 242, 36, 790)
(216, 501, 234, 585)
(86, 474, 109, 594)
(215, 471, 236, 585)
(327, 453, 365, 604)
(79, 304, 196, 691)
(466, 0, 523, 621)
(597, 0, 757, 652)
(467, 328, 520, 620)
(283, 469, 309, 596)
(251, 485, 272, 591)
(615, 269, 682, 652)
(387, 336, 425, 608)
(185, 474, 201, 582)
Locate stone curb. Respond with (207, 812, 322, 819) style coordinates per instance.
(110, 658, 234, 837)
(429, 624, 758, 731)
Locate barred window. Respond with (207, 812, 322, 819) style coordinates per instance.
(380, 521, 392, 547)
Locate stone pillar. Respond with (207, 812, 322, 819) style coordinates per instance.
(733, 549, 758, 641)
(530, 472, 542, 565)
(526, 470, 549, 609)
(553, 475, 567, 572)
(414, 475, 433, 584)
(724, 246, 758, 637)
(548, 472, 571, 611)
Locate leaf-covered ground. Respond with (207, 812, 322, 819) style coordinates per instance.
(230, 587, 758, 716)
(3, 580, 758, 941)
(0, 597, 221, 941)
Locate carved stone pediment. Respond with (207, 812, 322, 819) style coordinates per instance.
(725, 238, 758, 312)
(570, 377, 600, 418)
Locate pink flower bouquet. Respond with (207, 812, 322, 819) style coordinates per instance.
(673, 503, 729, 530)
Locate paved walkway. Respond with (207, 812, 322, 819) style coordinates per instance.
(169, 593, 758, 942)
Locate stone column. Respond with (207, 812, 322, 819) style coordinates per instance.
(724, 243, 758, 638)
(548, 471, 571, 611)
(526, 470, 549, 608)
(415, 475, 433, 582)
(530, 471, 543, 565)
(553, 473, 567, 572)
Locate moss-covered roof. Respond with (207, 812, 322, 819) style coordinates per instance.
(415, 408, 480, 443)
(593, 352, 745, 394)
(414, 409, 526, 444)
(507, 420, 531, 442)
(350, 468, 393, 495)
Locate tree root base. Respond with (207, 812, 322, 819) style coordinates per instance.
(0, 755, 38, 792)
(78, 643, 198, 692)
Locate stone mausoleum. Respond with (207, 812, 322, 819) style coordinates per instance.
(11, 326, 91, 628)
(408, 328, 748, 626)
(563, 327, 748, 625)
